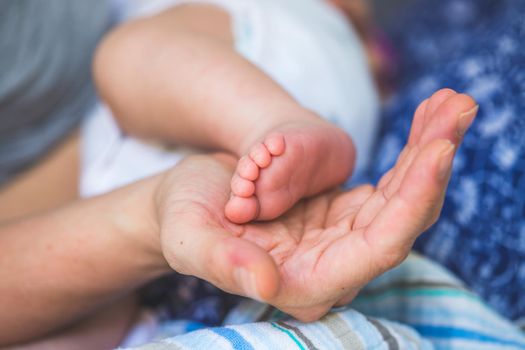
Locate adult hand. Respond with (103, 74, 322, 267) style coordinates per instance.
(156, 89, 477, 321)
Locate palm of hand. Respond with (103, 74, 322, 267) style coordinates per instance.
(238, 186, 379, 320)
(157, 90, 475, 322)
(158, 145, 438, 321)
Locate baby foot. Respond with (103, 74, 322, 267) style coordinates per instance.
(225, 120, 356, 224)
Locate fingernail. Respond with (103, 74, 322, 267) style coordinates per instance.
(233, 268, 262, 301)
(457, 105, 479, 136)
(438, 141, 456, 181)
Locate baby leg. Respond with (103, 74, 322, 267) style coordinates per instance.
(96, 3, 360, 224)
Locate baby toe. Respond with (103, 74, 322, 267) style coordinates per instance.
(231, 174, 255, 197)
(420, 93, 477, 145)
(237, 156, 259, 181)
(225, 195, 259, 224)
(264, 134, 285, 156)
(250, 143, 272, 168)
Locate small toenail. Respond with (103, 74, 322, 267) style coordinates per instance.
(457, 105, 479, 136)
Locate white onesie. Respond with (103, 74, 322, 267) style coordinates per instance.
(81, 0, 379, 198)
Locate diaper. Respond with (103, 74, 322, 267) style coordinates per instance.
(81, 0, 379, 197)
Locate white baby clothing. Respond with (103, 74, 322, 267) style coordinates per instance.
(81, 0, 379, 197)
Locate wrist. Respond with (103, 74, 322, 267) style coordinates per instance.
(111, 174, 172, 277)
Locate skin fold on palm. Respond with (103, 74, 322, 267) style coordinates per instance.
(155, 89, 478, 322)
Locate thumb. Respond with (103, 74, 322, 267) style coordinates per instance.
(162, 222, 280, 302)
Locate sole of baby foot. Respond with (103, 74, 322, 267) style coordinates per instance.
(225, 120, 356, 224)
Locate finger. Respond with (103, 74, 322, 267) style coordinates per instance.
(386, 93, 477, 198)
(353, 148, 419, 229)
(382, 146, 422, 200)
(378, 145, 418, 198)
(364, 139, 456, 271)
(376, 167, 395, 190)
(163, 218, 280, 302)
(407, 98, 429, 146)
(424, 88, 457, 125)
(314, 140, 457, 302)
(385, 95, 432, 188)
(419, 93, 478, 146)
(387, 90, 463, 191)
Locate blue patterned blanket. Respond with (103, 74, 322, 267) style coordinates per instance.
(370, 0, 525, 321)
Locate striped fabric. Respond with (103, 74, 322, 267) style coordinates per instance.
(124, 254, 525, 350)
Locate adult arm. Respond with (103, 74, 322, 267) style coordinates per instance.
(0, 174, 168, 346)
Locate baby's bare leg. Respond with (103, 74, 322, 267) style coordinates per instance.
(95, 4, 356, 224)
(95, 4, 303, 154)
